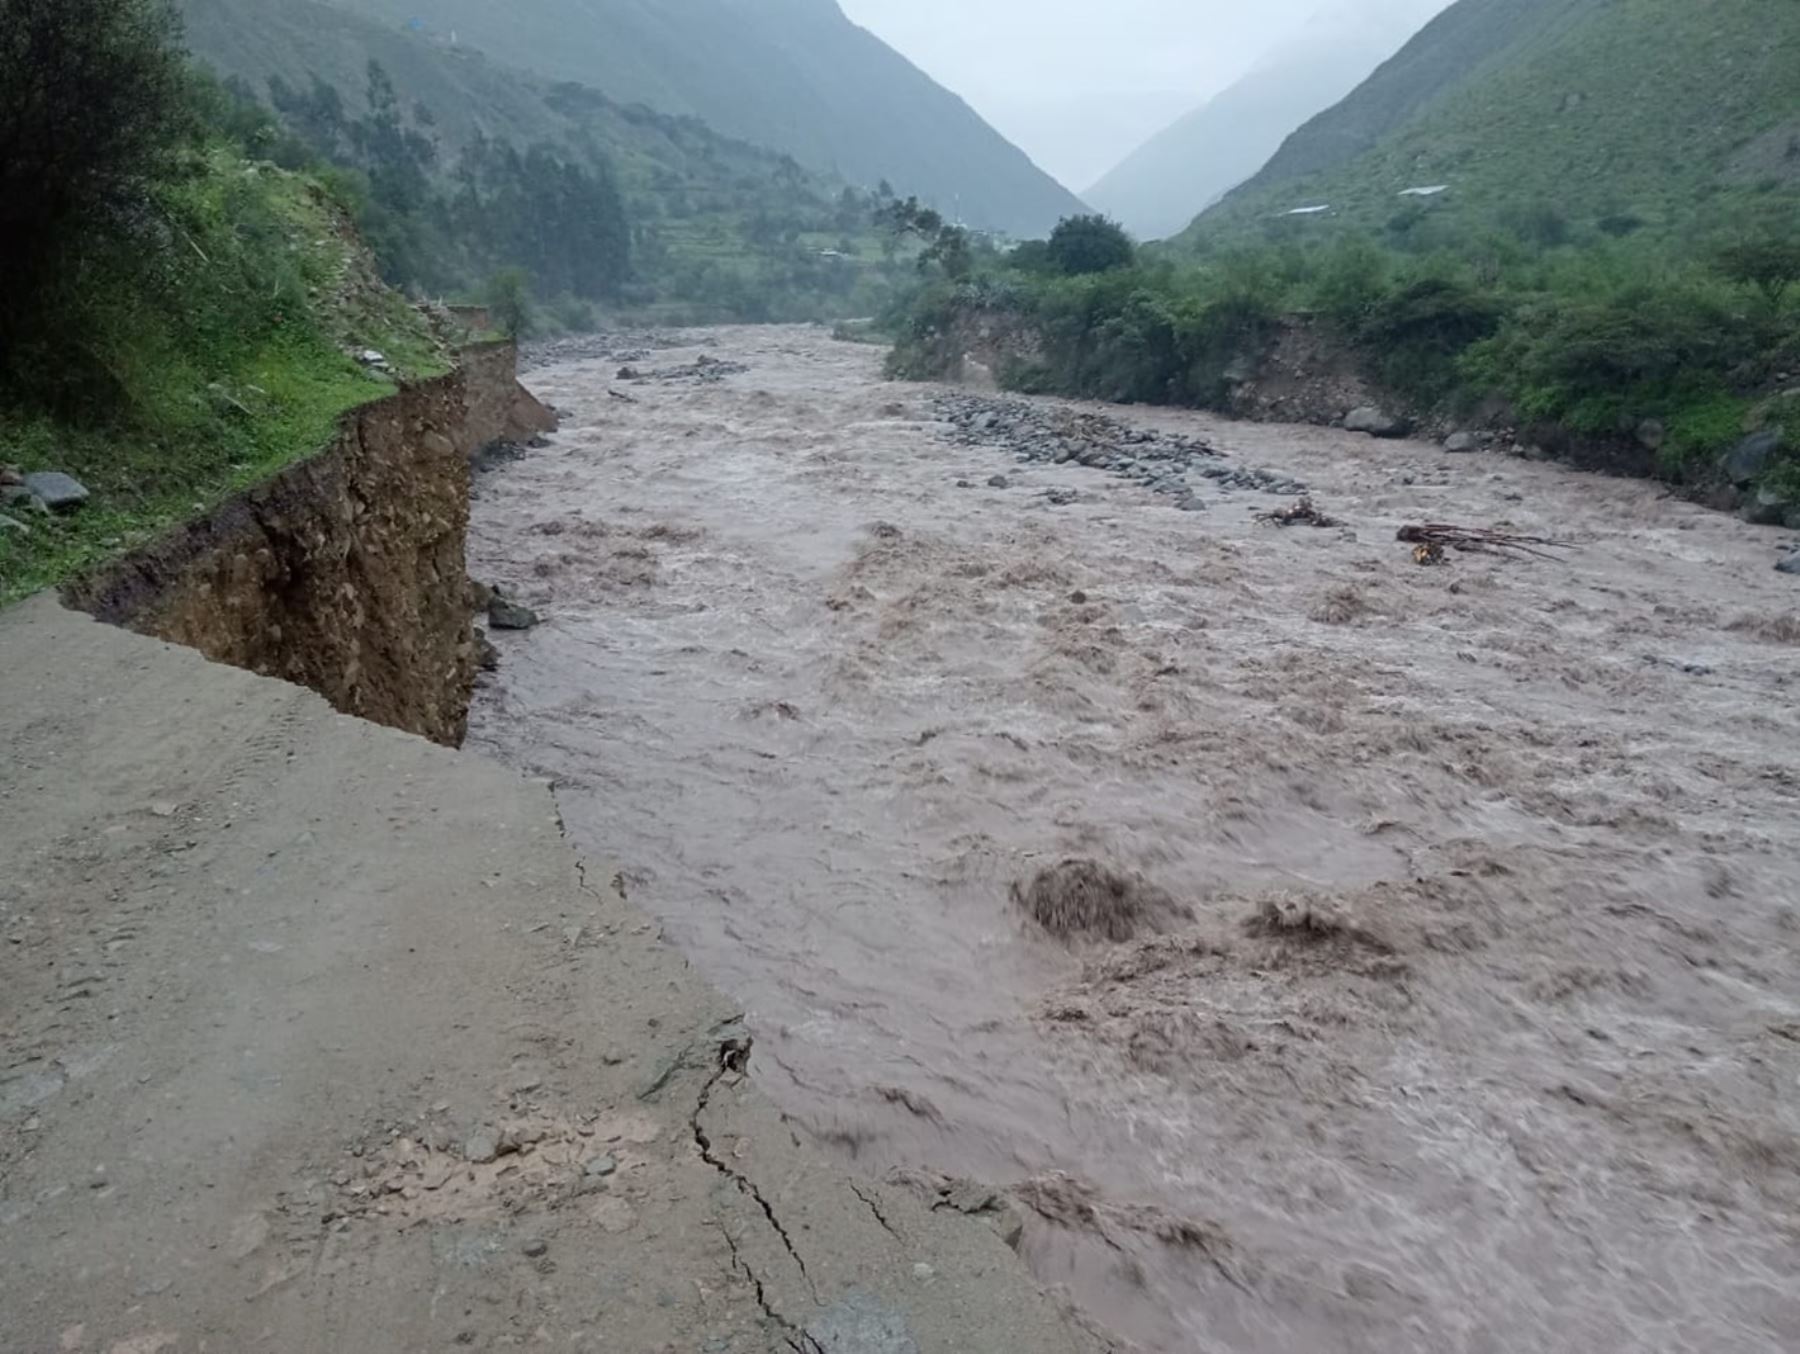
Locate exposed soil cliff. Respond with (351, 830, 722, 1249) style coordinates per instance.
(64, 345, 548, 746)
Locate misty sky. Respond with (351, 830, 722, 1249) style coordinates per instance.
(837, 0, 1450, 190)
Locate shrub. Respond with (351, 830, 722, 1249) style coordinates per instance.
(485, 268, 535, 339)
(1046, 215, 1135, 277)
(1360, 275, 1504, 402)
(1715, 235, 1800, 308)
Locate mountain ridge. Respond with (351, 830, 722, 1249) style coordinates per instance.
(318, 0, 1086, 235)
(1087, 0, 1447, 241)
(1182, 0, 1800, 244)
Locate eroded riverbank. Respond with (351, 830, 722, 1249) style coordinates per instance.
(472, 325, 1800, 1352)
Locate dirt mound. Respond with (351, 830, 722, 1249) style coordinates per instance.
(1011, 860, 1188, 942)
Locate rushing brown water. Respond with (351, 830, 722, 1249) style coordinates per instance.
(469, 326, 1800, 1352)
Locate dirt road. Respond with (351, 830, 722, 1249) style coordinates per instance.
(473, 326, 1800, 1352)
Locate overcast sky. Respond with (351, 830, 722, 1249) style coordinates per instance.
(836, 0, 1450, 190)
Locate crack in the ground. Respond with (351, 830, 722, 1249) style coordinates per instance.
(715, 1216, 824, 1354)
(850, 1182, 902, 1241)
(546, 791, 610, 909)
(691, 1024, 823, 1321)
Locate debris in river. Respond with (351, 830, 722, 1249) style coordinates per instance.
(1396, 523, 1572, 561)
(1256, 496, 1340, 528)
(1011, 860, 1189, 942)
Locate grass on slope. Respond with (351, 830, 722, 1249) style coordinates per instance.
(0, 147, 446, 605)
(1193, 0, 1800, 245)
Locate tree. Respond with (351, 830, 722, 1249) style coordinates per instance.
(1046, 215, 1134, 276)
(486, 268, 534, 339)
(882, 196, 972, 281)
(0, 0, 190, 338)
(1716, 235, 1800, 308)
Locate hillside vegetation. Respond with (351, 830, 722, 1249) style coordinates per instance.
(1, 2, 446, 602)
(319, 0, 1085, 236)
(181, 0, 915, 325)
(1187, 0, 1800, 244)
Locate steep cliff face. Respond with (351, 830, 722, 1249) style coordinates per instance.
(64, 350, 537, 746)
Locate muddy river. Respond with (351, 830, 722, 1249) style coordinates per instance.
(470, 326, 1800, 1352)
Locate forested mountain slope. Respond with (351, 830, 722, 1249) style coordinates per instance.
(180, 0, 910, 319)
(321, 0, 1086, 235)
(1184, 0, 1800, 243)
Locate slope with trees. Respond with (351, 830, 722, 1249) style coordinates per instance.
(1185, 0, 1800, 244)
(318, 0, 1086, 236)
(1, 0, 449, 601)
(179, 0, 913, 324)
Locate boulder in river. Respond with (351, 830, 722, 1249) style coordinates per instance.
(1345, 407, 1407, 438)
(1722, 429, 1785, 486)
(1444, 432, 1481, 453)
(1741, 485, 1794, 526)
(488, 596, 541, 631)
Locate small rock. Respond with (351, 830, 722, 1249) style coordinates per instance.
(1443, 432, 1481, 454)
(0, 464, 21, 487)
(521, 1237, 549, 1258)
(355, 349, 387, 366)
(1777, 555, 1800, 576)
(954, 479, 973, 488)
(583, 1153, 618, 1179)
(1044, 488, 1078, 507)
(464, 1133, 499, 1165)
(22, 472, 89, 512)
(986, 475, 1010, 489)
(487, 597, 540, 631)
(474, 634, 500, 672)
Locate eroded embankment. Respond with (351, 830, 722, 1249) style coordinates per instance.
(63, 342, 554, 745)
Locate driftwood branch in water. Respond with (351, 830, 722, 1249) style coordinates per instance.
(1396, 523, 1575, 562)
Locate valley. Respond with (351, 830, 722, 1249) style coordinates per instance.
(6, 2, 1800, 1350)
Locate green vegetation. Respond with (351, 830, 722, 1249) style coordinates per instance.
(304, 0, 1086, 236)
(885, 219, 1800, 494)
(178, 0, 921, 326)
(1045, 217, 1137, 277)
(1, 1, 446, 603)
(1188, 0, 1800, 248)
